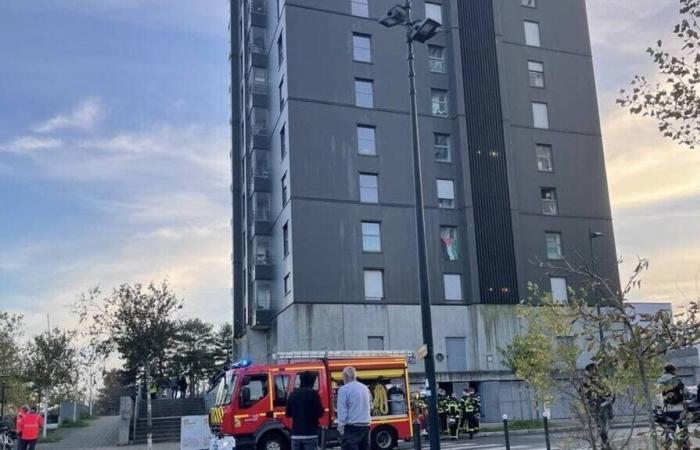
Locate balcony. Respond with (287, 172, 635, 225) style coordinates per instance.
(252, 236, 274, 280)
(248, 150, 271, 193)
(246, 108, 269, 151)
(251, 280, 274, 330)
(247, 27, 267, 69)
(246, 0, 266, 29)
(248, 76, 269, 108)
(250, 192, 271, 235)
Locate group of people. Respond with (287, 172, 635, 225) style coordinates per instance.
(411, 388, 480, 440)
(285, 366, 372, 450)
(147, 374, 188, 400)
(13, 406, 44, 450)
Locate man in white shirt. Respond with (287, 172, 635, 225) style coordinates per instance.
(337, 366, 371, 450)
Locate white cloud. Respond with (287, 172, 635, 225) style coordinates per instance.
(0, 136, 63, 153)
(33, 97, 104, 133)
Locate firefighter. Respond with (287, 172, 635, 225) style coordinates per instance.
(446, 393, 462, 440)
(437, 389, 448, 434)
(462, 388, 481, 438)
(20, 406, 44, 450)
(657, 363, 690, 450)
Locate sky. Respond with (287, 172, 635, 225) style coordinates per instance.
(1, 0, 698, 333)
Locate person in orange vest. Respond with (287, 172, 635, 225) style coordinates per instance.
(19, 406, 44, 450)
(15, 405, 29, 449)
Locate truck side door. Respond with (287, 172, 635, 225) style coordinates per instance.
(272, 372, 292, 429)
(236, 372, 271, 434)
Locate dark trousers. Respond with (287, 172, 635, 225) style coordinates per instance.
(342, 425, 369, 450)
(19, 439, 37, 450)
(292, 437, 317, 450)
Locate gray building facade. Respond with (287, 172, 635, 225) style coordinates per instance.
(230, 0, 619, 421)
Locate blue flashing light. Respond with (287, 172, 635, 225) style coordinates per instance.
(232, 359, 252, 369)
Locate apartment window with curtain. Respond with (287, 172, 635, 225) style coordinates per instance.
(431, 89, 448, 117)
(280, 125, 287, 160)
(351, 0, 369, 17)
(443, 274, 463, 302)
(436, 179, 455, 208)
(361, 222, 381, 252)
(551, 277, 568, 303)
(536, 144, 553, 172)
(364, 269, 384, 301)
(277, 33, 284, 66)
(359, 173, 379, 203)
(425, 3, 442, 25)
(545, 232, 563, 260)
(281, 172, 289, 206)
(528, 61, 545, 88)
(532, 102, 550, 129)
(428, 45, 446, 73)
(357, 125, 376, 155)
(352, 33, 372, 63)
(355, 79, 374, 108)
(440, 226, 459, 261)
(434, 133, 451, 162)
(524, 21, 541, 47)
(541, 187, 558, 215)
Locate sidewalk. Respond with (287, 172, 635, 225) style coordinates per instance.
(37, 416, 120, 450)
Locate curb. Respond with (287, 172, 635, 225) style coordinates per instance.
(458, 422, 642, 439)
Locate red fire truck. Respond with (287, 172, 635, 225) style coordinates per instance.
(208, 351, 415, 450)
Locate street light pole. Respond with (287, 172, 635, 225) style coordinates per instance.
(379, 3, 441, 448)
(589, 228, 604, 343)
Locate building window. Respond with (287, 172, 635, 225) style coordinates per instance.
(281, 172, 289, 206)
(434, 133, 451, 162)
(359, 173, 379, 203)
(443, 274, 463, 302)
(428, 45, 446, 73)
(351, 0, 369, 17)
(368, 336, 384, 350)
(532, 102, 550, 129)
(536, 144, 553, 172)
(431, 89, 448, 117)
(550, 277, 568, 303)
(283, 222, 289, 257)
(355, 79, 374, 108)
(352, 33, 372, 63)
(524, 21, 541, 47)
(436, 179, 455, 209)
(522, 0, 536, 8)
(255, 281, 271, 309)
(528, 61, 545, 88)
(279, 77, 285, 109)
(280, 125, 287, 160)
(545, 232, 563, 260)
(364, 269, 384, 301)
(541, 187, 558, 216)
(277, 33, 284, 66)
(440, 226, 459, 261)
(425, 3, 442, 25)
(284, 273, 291, 295)
(361, 222, 381, 252)
(357, 125, 376, 156)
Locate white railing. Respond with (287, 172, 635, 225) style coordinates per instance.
(273, 350, 414, 360)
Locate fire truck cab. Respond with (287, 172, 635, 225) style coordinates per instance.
(209, 351, 414, 450)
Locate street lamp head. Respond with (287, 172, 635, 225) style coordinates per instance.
(590, 231, 604, 239)
(379, 5, 408, 28)
(409, 18, 441, 43)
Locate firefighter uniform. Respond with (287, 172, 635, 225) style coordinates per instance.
(446, 396, 463, 439)
(437, 392, 448, 434)
(461, 393, 481, 438)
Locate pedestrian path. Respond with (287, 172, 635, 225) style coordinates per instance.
(37, 416, 119, 450)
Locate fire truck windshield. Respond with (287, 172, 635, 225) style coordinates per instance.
(214, 371, 236, 406)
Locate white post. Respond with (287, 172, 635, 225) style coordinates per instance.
(146, 365, 153, 450)
(43, 390, 49, 438)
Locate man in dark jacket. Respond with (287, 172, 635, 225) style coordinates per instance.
(286, 372, 323, 450)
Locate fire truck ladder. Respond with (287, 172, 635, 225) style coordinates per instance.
(272, 350, 414, 360)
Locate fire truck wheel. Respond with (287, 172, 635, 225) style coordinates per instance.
(258, 431, 289, 450)
(371, 426, 396, 450)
